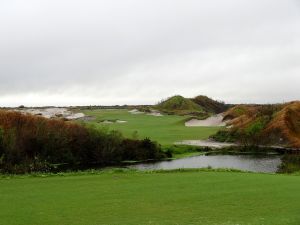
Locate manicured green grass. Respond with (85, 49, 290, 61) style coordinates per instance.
(82, 109, 220, 145)
(1, 170, 300, 225)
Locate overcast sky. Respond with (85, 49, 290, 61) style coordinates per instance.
(0, 0, 299, 106)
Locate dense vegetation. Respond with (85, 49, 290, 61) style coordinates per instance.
(156, 95, 205, 116)
(191, 95, 230, 114)
(0, 110, 167, 173)
(156, 95, 229, 117)
(212, 102, 300, 148)
(1, 170, 300, 225)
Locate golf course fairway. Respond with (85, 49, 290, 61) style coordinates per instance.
(1, 170, 300, 225)
(82, 109, 220, 145)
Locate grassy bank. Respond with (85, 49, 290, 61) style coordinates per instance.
(162, 145, 210, 159)
(82, 109, 220, 145)
(1, 170, 300, 225)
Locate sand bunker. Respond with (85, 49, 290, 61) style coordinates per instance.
(129, 109, 163, 116)
(102, 120, 114, 124)
(147, 110, 163, 117)
(101, 120, 127, 124)
(66, 113, 85, 120)
(185, 114, 226, 127)
(16, 108, 85, 120)
(129, 109, 144, 114)
(116, 120, 127, 123)
(175, 140, 236, 149)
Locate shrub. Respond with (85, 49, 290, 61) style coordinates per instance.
(0, 110, 168, 173)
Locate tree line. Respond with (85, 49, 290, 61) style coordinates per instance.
(0, 110, 168, 173)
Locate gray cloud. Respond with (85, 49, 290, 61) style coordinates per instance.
(0, 0, 299, 106)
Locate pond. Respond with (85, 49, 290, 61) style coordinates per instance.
(130, 154, 283, 173)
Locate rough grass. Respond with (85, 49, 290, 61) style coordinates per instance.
(264, 101, 300, 147)
(1, 170, 300, 225)
(82, 109, 220, 145)
(223, 102, 300, 148)
(192, 95, 229, 113)
(157, 95, 203, 112)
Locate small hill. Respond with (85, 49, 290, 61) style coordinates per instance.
(157, 95, 202, 111)
(156, 95, 205, 116)
(222, 105, 260, 125)
(214, 102, 300, 148)
(156, 95, 229, 116)
(263, 101, 300, 147)
(191, 95, 229, 114)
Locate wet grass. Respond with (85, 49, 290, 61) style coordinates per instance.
(1, 169, 300, 225)
(82, 109, 220, 145)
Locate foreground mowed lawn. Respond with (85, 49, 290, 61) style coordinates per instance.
(1, 171, 300, 225)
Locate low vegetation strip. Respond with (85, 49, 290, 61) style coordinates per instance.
(0, 170, 300, 225)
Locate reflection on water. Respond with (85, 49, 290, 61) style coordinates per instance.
(131, 154, 283, 173)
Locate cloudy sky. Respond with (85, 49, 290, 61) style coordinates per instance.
(0, 0, 299, 106)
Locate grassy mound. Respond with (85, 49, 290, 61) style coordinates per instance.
(157, 95, 202, 111)
(156, 95, 207, 117)
(223, 105, 257, 121)
(264, 101, 300, 147)
(213, 102, 300, 148)
(192, 95, 229, 113)
(156, 95, 229, 116)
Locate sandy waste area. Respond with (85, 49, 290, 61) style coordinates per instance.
(185, 114, 226, 127)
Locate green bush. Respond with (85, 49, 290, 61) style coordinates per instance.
(210, 130, 238, 143)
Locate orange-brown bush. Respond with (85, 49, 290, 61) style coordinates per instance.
(218, 102, 300, 148)
(263, 101, 300, 147)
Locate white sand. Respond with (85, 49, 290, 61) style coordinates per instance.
(66, 113, 85, 120)
(101, 120, 127, 124)
(185, 114, 226, 127)
(129, 109, 162, 116)
(147, 110, 163, 117)
(16, 108, 85, 120)
(116, 120, 127, 123)
(175, 140, 236, 148)
(129, 109, 144, 114)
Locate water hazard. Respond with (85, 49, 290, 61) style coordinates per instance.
(131, 154, 282, 173)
